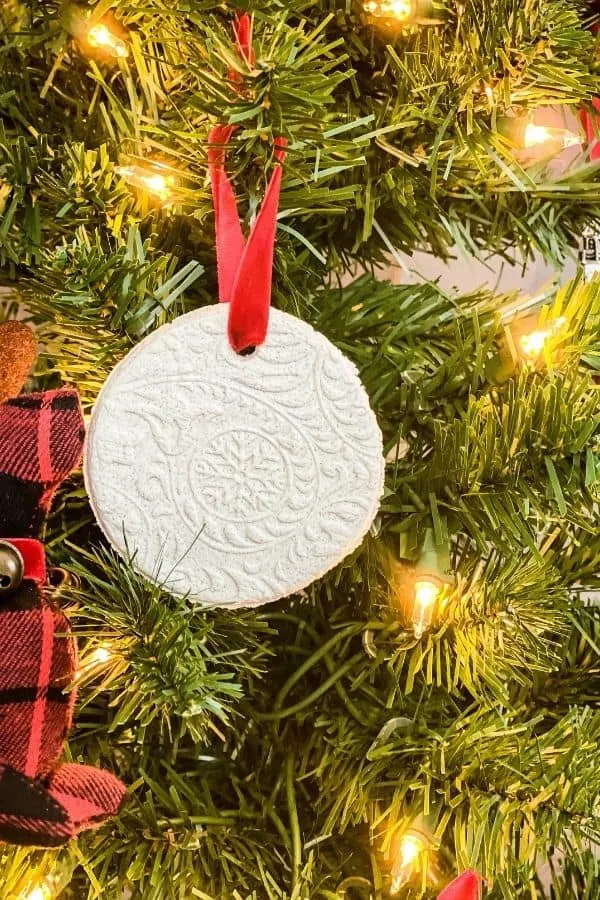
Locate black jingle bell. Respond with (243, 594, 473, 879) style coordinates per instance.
(0, 541, 24, 596)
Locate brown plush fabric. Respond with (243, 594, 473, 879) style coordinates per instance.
(0, 322, 37, 404)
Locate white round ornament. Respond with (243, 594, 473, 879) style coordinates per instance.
(84, 304, 384, 607)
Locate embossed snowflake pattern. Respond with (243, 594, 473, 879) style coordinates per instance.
(192, 430, 289, 520)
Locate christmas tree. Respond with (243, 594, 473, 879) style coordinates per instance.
(1, 0, 600, 897)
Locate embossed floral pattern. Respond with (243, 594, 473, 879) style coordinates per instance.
(84, 304, 384, 608)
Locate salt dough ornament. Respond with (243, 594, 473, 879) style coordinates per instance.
(85, 26, 383, 607)
(84, 303, 384, 607)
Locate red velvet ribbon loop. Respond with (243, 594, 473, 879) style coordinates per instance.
(234, 12, 255, 68)
(581, 99, 600, 161)
(209, 16, 287, 353)
(438, 871, 480, 900)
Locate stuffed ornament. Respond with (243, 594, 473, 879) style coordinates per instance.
(0, 321, 125, 846)
(438, 871, 480, 900)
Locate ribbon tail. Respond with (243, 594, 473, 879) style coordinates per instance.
(228, 153, 285, 352)
(438, 871, 480, 900)
(234, 13, 254, 65)
(581, 98, 600, 161)
(208, 125, 246, 303)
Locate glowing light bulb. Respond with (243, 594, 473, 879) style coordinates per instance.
(90, 646, 111, 664)
(117, 165, 175, 202)
(390, 832, 427, 893)
(19, 862, 73, 900)
(412, 578, 440, 638)
(499, 117, 582, 153)
(365, 0, 412, 17)
(74, 645, 112, 682)
(523, 123, 581, 150)
(365, 0, 438, 20)
(22, 886, 52, 900)
(87, 23, 129, 58)
(144, 174, 169, 194)
(520, 328, 550, 357)
(520, 316, 567, 359)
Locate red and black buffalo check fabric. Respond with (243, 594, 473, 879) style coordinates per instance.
(0, 390, 85, 538)
(0, 388, 125, 846)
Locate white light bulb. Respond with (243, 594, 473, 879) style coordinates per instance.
(366, 0, 413, 19)
(87, 23, 129, 59)
(90, 646, 111, 664)
(412, 579, 440, 637)
(74, 645, 112, 682)
(22, 886, 52, 900)
(390, 832, 427, 893)
(142, 173, 168, 194)
(520, 316, 567, 358)
(117, 165, 174, 202)
(523, 123, 581, 150)
(387, 0, 413, 16)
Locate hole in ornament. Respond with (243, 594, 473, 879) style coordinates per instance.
(238, 345, 256, 356)
(0, 575, 10, 589)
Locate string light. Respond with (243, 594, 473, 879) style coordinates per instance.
(74, 644, 112, 681)
(89, 645, 112, 664)
(364, 0, 411, 17)
(19, 863, 74, 900)
(520, 315, 567, 358)
(390, 831, 427, 893)
(21, 888, 52, 900)
(407, 528, 452, 638)
(364, 0, 435, 22)
(522, 123, 581, 151)
(498, 117, 582, 153)
(87, 23, 129, 59)
(412, 577, 441, 638)
(117, 165, 175, 203)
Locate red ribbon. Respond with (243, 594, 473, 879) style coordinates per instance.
(232, 12, 255, 70)
(209, 15, 287, 353)
(581, 16, 600, 160)
(438, 871, 480, 900)
(581, 98, 600, 161)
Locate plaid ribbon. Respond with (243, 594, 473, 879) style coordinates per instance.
(0, 390, 85, 538)
(0, 388, 126, 846)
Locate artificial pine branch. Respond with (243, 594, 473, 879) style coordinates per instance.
(2, 0, 600, 897)
(10, 270, 592, 896)
(3, 0, 600, 272)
